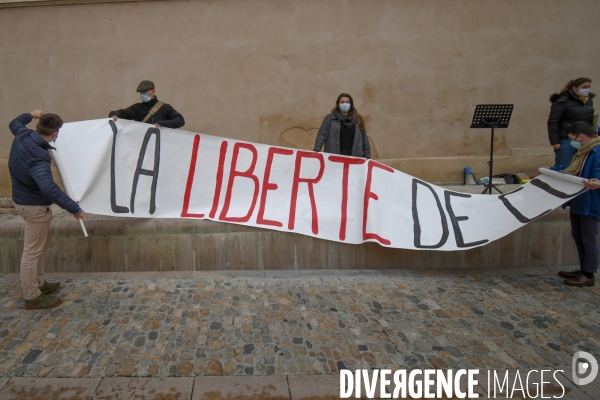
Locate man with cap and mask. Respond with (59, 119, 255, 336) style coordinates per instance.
(109, 80, 185, 129)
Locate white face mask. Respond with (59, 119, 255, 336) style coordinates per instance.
(339, 103, 351, 113)
(140, 92, 152, 102)
(578, 88, 591, 97)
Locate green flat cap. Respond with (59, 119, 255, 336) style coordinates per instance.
(136, 80, 155, 92)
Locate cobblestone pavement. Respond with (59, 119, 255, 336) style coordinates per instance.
(1, 268, 599, 385)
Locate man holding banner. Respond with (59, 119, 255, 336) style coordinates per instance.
(555, 121, 600, 287)
(8, 110, 85, 310)
(108, 80, 185, 129)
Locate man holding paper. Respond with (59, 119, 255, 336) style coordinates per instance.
(554, 121, 600, 287)
(108, 80, 185, 129)
(8, 110, 85, 309)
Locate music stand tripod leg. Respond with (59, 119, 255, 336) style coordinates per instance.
(469, 104, 513, 196)
(482, 124, 503, 195)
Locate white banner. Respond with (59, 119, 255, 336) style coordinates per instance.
(51, 119, 586, 251)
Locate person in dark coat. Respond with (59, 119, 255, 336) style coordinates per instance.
(9, 110, 85, 309)
(313, 93, 371, 159)
(109, 80, 185, 129)
(553, 122, 600, 287)
(547, 77, 594, 167)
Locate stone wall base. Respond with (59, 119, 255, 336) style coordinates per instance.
(0, 207, 578, 273)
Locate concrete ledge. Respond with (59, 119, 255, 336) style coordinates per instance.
(0, 265, 573, 281)
(380, 154, 553, 184)
(0, 204, 579, 273)
(510, 147, 554, 157)
(0, 160, 10, 198)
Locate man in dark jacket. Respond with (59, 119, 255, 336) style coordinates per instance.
(553, 122, 600, 287)
(9, 110, 85, 309)
(108, 80, 185, 129)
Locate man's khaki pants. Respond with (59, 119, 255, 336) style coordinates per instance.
(14, 203, 52, 301)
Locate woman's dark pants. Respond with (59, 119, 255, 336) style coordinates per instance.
(554, 139, 577, 168)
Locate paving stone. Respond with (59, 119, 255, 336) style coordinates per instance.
(0, 358, 20, 376)
(206, 338, 222, 351)
(118, 359, 137, 376)
(178, 362, 193, 376)
(193, 375, 289, 399)
(205, 360, 222, 376)
(37, 367, 53, 378)
(11, 342, 32, 356)
(21, 349, 43, 365)
(95, 377, 193, 399)
(82, 323, 99, 334)
(221, 360, 236, 375)
(193, 359, 205, 375)
(0, 377, 101, 399)
(52, 358, 76, 378)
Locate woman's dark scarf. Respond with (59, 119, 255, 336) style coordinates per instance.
(335, 110, 357, 129)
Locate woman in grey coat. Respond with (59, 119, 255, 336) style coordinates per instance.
(313, 93, 371, 159)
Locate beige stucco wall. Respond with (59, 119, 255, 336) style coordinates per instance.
(0, 0, 599, 194)
(0, 0, 154, 7)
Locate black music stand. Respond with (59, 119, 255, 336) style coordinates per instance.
(470, 104, 514, 194)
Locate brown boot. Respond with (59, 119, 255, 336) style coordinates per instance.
(24, 294, 63, 310)
(558, 269, 580, 278)
(564, 272, 595, 287)
(39, 281, 60, 294)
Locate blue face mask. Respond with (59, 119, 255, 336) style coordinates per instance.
(570, 139, 582, 149)
(339, 103, 351, 113)
(140, 92, 152, 102)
